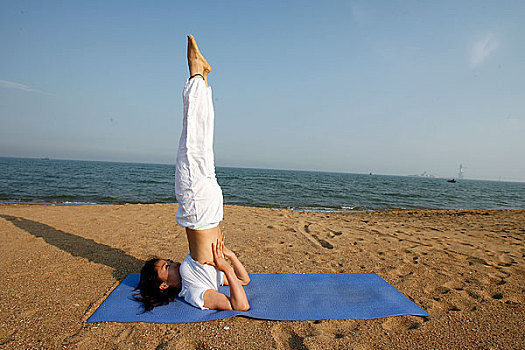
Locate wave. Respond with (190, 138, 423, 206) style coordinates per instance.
(2, 157, 524, 210)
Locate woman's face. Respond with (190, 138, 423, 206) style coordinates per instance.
(155, 259, 182, 290)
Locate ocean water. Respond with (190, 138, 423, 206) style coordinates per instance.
(1, 157, 524, 211)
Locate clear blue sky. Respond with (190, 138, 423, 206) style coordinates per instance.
(1, 1, 524, 181)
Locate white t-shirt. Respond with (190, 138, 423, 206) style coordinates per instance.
(178, 253, 224, 310)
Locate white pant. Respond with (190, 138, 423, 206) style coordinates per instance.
(175, 78, 223, 230)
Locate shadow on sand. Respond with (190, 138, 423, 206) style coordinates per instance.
(0, 215, 143, 280)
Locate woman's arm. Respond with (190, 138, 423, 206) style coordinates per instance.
(223, 253, 250, 286)
(221, 232, 250, 285)
(204, 238, 250, 311)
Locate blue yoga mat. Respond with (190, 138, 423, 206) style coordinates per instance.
(87, 273, 428, 323)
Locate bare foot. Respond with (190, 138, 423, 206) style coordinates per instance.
(187, 35, 211, 85)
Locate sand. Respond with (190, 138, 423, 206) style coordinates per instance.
(0, 203, 523, 349)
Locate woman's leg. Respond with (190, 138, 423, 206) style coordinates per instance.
(175, 35, 223, 233)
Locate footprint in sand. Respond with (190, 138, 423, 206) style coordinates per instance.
(491, 292, 504, 300)
(323, 320, 359, 339)
(150, 334, 200, 350)
(268, 224, 297, 233)
(466, 256, 491, 266)
(443, 280, 465, 291)
(428, 281, 480, 313)
(381, 315, 424, 330)
(425, 285, 451, 295)
(271, 324, 309, 350)
(394, 265, 414, 278)
(464, 289, 482, 301)
(0, 329, 16, 346)
(296, 222, 342, 250)
(115, 326, 135, 342)
(497, 253, 515, 266)
(442, 301, 462, 312)
(504, 299, 521, 308)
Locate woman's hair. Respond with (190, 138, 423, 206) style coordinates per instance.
(134, 258, 181, 312)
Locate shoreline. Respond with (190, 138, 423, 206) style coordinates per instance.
(2, 201, 523, 213)
(0, 201, 376, 213)
(0, 203, 523, 348)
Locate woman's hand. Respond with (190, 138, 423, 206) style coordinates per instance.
(206, 237, 232, 272)
(220, 231, 235, 259)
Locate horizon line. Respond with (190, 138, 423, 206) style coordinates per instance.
(1, 155, 524, 183)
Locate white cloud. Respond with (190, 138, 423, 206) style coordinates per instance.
(0, 79, 53, 95)
(0, 79, 36, 92)
(468, 32, 499, 68)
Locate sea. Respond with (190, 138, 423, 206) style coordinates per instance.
(1, 157, 524, 211)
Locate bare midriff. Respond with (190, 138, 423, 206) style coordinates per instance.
(185, 225, 221, 264)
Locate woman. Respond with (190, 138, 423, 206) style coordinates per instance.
(136, 35, 250, 312)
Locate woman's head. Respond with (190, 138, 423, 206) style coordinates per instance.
(135, 258, 182, 312)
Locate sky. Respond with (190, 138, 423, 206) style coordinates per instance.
(1, 1, 524, 181)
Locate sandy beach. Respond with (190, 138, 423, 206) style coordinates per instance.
(0, 203, 523, 349)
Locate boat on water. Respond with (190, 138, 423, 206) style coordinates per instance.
(447, 179, 457, 183)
